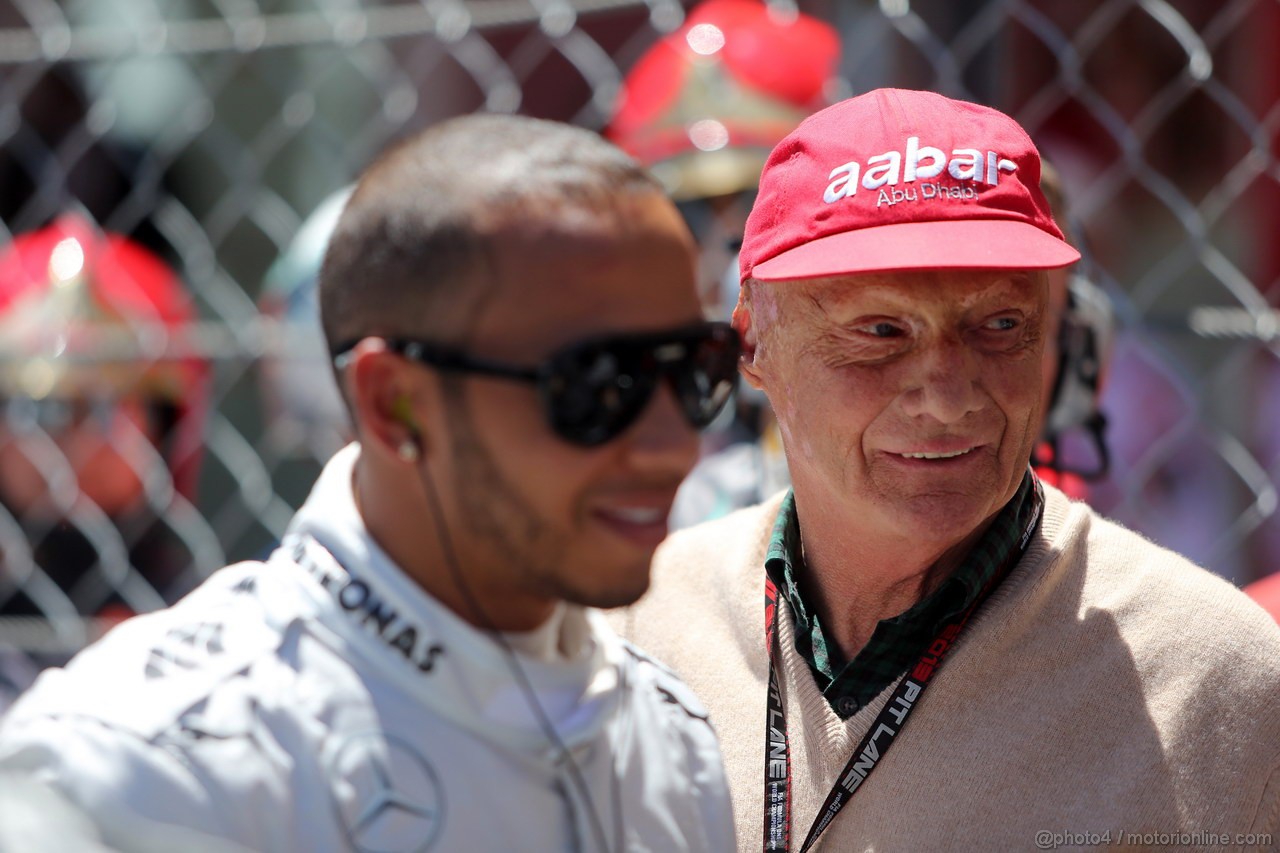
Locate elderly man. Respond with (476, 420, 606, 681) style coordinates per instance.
(614, 89, 1280, 850)
(0, 115, 737, 851)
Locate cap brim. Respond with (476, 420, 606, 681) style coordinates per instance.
(749, 219, 1081, 282)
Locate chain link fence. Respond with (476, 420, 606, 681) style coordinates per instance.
(1, 0, 1278, 664)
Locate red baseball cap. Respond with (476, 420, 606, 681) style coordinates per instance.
(739, 88, 1080, 282)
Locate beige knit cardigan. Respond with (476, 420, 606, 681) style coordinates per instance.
(612, 484, 1280, 852)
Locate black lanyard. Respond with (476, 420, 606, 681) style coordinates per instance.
(763, 500, 1041, 852)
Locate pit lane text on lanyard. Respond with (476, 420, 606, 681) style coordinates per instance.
(763, 499, 1041, 852)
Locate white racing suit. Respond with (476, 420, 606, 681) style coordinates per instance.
(0, 445, 734, 852)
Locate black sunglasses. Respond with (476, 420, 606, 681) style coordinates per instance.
(335, 322, 741, 447)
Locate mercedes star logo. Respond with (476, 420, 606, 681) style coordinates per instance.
(329, 731, 446, 853)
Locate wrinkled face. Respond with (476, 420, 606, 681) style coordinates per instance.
(745, 268, 1047, 547)
(424, 191, 704, 610)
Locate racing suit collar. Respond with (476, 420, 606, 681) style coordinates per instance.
(279, 443, 627, 753)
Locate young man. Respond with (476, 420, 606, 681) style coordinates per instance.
(0, 115, 738, 852)
(614, 89, 1280, 850)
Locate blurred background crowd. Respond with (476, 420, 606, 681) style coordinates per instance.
(3, 0, 1280, 706)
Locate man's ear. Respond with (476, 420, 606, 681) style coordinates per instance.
(733, 280, 765, 391)
(345, 339, 428, 460)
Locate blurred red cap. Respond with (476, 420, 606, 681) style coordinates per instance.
(607, 0, 840, 200)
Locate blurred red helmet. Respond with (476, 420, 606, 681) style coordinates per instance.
(607, 0, 840, 200)
(0, 214, 208, 499)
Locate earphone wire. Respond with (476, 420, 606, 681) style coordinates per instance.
(409, 451, 618, 853)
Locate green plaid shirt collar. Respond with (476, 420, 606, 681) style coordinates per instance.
(765, 470, 1043, 719)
